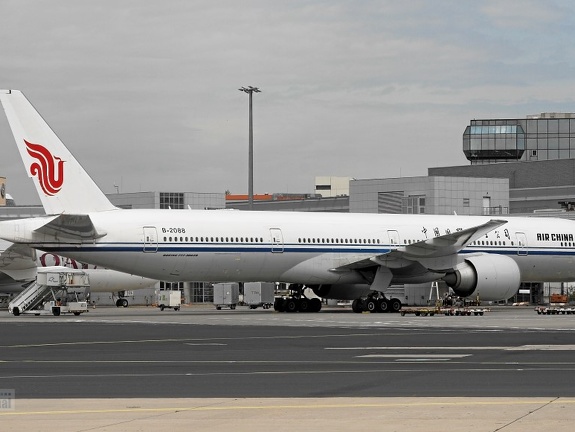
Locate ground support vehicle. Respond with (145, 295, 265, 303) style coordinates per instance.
(8, 268, 90, 316)
(442, 307, 489, 316)
(213, 283, 240, 310)
(273, 284, 322, 312)
(400, 306, 489, 316)
(157, 290, 181, 311)
(400, 307, 440, 316)
(535, 306, 575, 315)
(244, 282, 275, 309)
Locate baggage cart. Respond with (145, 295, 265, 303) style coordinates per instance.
(213, 283, 239, 310)
(244, 282, 275, 309)
(157, 290, 181, 311)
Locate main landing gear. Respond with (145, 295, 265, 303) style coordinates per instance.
(274, 284, 322, 313)
(351, 292, 402, 313)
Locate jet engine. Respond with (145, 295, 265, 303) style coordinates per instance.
(442, 253, 520, 301)
(310, 284, 374, 300)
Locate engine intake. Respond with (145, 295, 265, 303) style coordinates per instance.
(443, 254, 520, 301)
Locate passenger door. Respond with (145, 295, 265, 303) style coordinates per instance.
(143, 226, 158, 253)
(270, 228, 284, 253)
(516, 232, 528, 256)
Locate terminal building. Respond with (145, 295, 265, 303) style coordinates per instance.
(434, 113, 575, 214)
(463, 112, 575, 165)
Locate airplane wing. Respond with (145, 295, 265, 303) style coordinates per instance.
(332, 219, 508, 272)
(34, 214, 107, 243)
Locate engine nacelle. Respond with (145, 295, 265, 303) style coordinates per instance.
(442, 254, 520, 301)
(310, 284, 373, 300)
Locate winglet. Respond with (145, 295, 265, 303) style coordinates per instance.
(0, 90, 117, 214)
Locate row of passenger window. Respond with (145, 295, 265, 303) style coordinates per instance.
(162, 236, 382, 244)
(161, 236, 575, 249)
(298, 238, 380, 244)
(163, 236, 265, 243)
(471, 240, 510, 246)
(403, 239, 513, 246)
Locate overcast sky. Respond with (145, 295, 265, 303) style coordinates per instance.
(2, 0, 575, 205)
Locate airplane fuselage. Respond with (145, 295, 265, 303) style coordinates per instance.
(3, 209, 574, 285)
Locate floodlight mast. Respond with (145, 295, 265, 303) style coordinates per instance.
(238, 86, 261, 210)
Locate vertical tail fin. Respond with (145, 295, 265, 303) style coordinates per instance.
(0, 90, 116, 214)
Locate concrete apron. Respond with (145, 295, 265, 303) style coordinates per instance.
(1, 397, 575, 432)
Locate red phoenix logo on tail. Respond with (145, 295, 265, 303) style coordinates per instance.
(25, 140, 65, 196)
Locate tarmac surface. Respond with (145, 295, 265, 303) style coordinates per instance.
(2, 304, 575, 431)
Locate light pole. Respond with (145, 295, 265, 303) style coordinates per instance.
(238, 86, 261, 210)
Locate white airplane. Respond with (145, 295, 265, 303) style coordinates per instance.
(0, 237, 157, 307)
(1, 89, 574, 313)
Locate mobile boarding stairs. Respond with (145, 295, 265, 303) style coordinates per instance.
(8, 267, 90, 316)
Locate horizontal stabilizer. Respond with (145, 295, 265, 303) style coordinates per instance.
(34, 214, 106, 243)
(1, 267, 38, 281)
(2, 242, 36, 260)
(0, 241, 37, 274)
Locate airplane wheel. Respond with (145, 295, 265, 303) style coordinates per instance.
(352, 299, 363, 313)
(377, 299, 389, 313)
(310, 298, 322, 312)
(365, 299, 377, 313)
(274, 298, 286, 312)
(285, 299, 298, 312)
(121, 298, 129, 308)
(390, 298, 402, 312)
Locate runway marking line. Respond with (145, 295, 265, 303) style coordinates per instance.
(0, 332, 384, 349)
(507, 344, 575, 351)
(328, 345, 575, 351)
(357, 354, 471, 359)
(1, 398, 575, 417)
